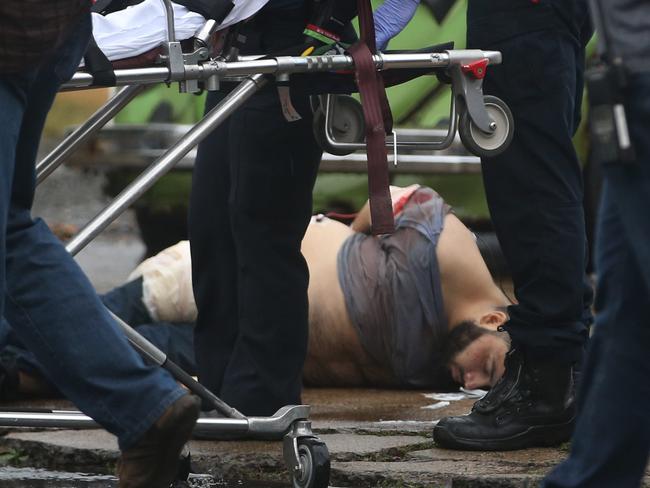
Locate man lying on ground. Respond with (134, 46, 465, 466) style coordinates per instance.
(0, 185, 511, 399)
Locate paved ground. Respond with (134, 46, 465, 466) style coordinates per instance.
(1, 389, 648, 487)
(9, 166, 647, 487)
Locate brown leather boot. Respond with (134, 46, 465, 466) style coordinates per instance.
(117, 393, 201, 488)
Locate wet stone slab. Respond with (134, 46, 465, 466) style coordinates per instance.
(0, 429, 432, 478)
(307, 388, 476, 437)
(1, 391, 649, 487)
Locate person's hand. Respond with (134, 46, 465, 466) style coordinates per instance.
(374, 0, 420, 51)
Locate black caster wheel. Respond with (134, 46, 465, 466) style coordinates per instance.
(458, 95, 514, 158)
(292, 438, 330, 488)
(312, 95, 365, 156)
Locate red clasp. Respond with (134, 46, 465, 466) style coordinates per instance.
(461, 59, 489, 80)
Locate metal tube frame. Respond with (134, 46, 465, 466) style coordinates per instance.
(36, 85, 145, 185)
(65, 74, 266, 256)
(322, 92, 458, 153)
(60, 76, 269, 421)
(14, 73, 323, 446)
(62, 49, 500, 256)
(160, 0, 177, 43)
(320, 152, 480, 174)
(0, 404, 312, 440)
(6, 47, 499, 450)
(63, 50, 502, 90)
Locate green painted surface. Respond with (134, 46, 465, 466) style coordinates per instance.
(110, 2, 592, 223)
(115, 85, 205, 125)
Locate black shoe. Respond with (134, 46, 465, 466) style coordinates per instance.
(433, 348, 576, 451)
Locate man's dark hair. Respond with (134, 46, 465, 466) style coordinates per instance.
(442, 320, 506, 365)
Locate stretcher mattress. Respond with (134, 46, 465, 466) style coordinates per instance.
(91, 0, 269, 62)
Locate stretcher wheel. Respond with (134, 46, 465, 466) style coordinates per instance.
(312, 95, 365, 156)
(458, 95, 514, 158)
(292, 438, 330, 488)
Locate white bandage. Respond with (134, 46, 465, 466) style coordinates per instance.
(128, 240, 197, 323)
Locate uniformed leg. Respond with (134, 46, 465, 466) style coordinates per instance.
(434, 4, 592, 450)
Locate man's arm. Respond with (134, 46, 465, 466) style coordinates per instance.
(350, 200, 372, 233)
(350, 184, 421, 233)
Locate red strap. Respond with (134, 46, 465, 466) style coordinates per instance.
(349, 0, 395, 235)
(355, 0, 393, 132)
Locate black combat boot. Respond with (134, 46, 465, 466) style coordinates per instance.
(433, 348, 576, 450)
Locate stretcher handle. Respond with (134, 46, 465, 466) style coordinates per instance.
(160, 0, 177, 43)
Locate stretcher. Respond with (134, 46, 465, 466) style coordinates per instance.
(0, 1, 514, 486)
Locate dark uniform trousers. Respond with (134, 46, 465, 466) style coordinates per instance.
(467, 0, 593, 362)
(188, 5, 322, 415)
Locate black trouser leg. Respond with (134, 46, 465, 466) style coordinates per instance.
(189, 78, 321, 415)
(189, 6, 322, 416)
(220, 86, 321, 414)
(432, 8, 595, 452)
(190, 85, 320, 415)
(468, 27, 591, 361)
(189, 96, 238, 399)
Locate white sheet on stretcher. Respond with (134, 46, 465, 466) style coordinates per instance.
(91, 0, 270, 62)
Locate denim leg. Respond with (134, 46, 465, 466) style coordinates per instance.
(135, 322, 196, 376)
(100, 277, 152, 326)
(1, 16, 184, 449)
(0, 316, 44, 379)
(542, 74, 650, 488)
(542, 187, 650, 488)
(2, 276, 196, 389)
(0, 278, 151, 379)
(0, 76, 31, 319)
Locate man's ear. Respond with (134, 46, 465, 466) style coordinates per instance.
(478, 310, 508, 330)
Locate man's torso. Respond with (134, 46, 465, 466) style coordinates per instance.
(304, 188, 454, 388)
(301, 215, 394, 386)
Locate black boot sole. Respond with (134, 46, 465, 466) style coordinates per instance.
(433, 418, 575, 451)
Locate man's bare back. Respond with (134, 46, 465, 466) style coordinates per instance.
(0, 188, 508, 400)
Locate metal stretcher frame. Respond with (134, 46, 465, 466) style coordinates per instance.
(0, 3, 510, 485)
(60, 50, 502, 253)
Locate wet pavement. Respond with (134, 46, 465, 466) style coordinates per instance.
(3, 390, 649, 487)
(33, 164, 145, 292)
(7, 166, 649, 486)
(0, 467, 285, 487)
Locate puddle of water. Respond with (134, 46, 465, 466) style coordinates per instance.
(0, 468, 289, 487)
(0, 467, 115, 487)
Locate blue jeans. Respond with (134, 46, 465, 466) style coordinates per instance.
(542, 74, 650, 487)
(1, 278, 197, 381)
(0, 14, 184, 450)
